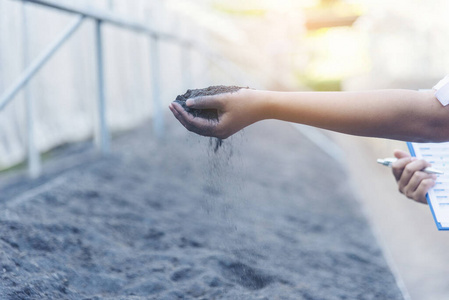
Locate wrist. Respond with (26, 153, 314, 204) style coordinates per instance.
(242, 89, 273, 122)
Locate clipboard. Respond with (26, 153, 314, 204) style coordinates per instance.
(408, 142, 449, 230)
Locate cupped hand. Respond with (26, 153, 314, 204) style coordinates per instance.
(169, 88, 263, 139)
(391, 149, 437, 204)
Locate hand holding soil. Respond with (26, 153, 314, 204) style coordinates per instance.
(170, 86, 266, 139)
(171, 88, 444, 146)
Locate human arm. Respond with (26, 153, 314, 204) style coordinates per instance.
(391, 149, 437, 204)
(169, 88, 449, 142)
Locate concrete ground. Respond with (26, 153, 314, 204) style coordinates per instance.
(330, 132, 449, 300)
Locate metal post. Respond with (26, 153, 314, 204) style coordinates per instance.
(181, 42, 193, 91)
(22, 1, 41, 178)
(94, 19, 110, 153)
(146, 3, 164, 139)
(0, 16, 84, 110)
(150, 35, 164, 138)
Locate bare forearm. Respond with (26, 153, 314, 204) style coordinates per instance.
(171, 86, 449, 141)
(255, 89, 449, 142)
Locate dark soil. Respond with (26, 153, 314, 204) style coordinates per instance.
(174, 85, 246, 120)
(0, 118, 404, 300)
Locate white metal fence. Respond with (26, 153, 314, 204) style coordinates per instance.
(0, 0, 245, 176)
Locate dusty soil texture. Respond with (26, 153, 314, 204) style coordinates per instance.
(174, 85, 245, 120)
(0, 117, 404, 300)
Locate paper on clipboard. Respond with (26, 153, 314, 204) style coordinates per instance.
(408, 142, 449, 230)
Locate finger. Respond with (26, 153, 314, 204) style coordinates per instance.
(397, 159, 431, 192)
(171, 102, 218, 136)
(172, 102, 210, 127)
(170, 103, 191, 130)
(186, 94, 224, 110)
(392, 156, 415, 182)
(402, 171, 434, 199)
(393, 149, 410, 159)
(413, 178, 436, 204)
(171, 102, 193, 121)
(171, 102, 198, 131)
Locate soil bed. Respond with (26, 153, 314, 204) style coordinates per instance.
(0, 119, 404, 299)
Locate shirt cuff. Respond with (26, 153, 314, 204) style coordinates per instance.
(433, 75, 449, 106)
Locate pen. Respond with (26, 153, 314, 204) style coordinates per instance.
(377, 158, 444, 175)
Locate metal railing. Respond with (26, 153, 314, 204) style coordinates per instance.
(0, 0, 240, 178)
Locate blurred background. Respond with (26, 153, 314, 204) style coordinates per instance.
(1, 0, 449, 299)
(2, 0, 449, 170)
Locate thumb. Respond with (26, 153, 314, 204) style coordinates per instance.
(393, 149, 410, 159)
(186, 95, 223, 110)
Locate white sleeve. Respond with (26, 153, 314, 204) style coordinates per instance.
(433, 75, 449, 106)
